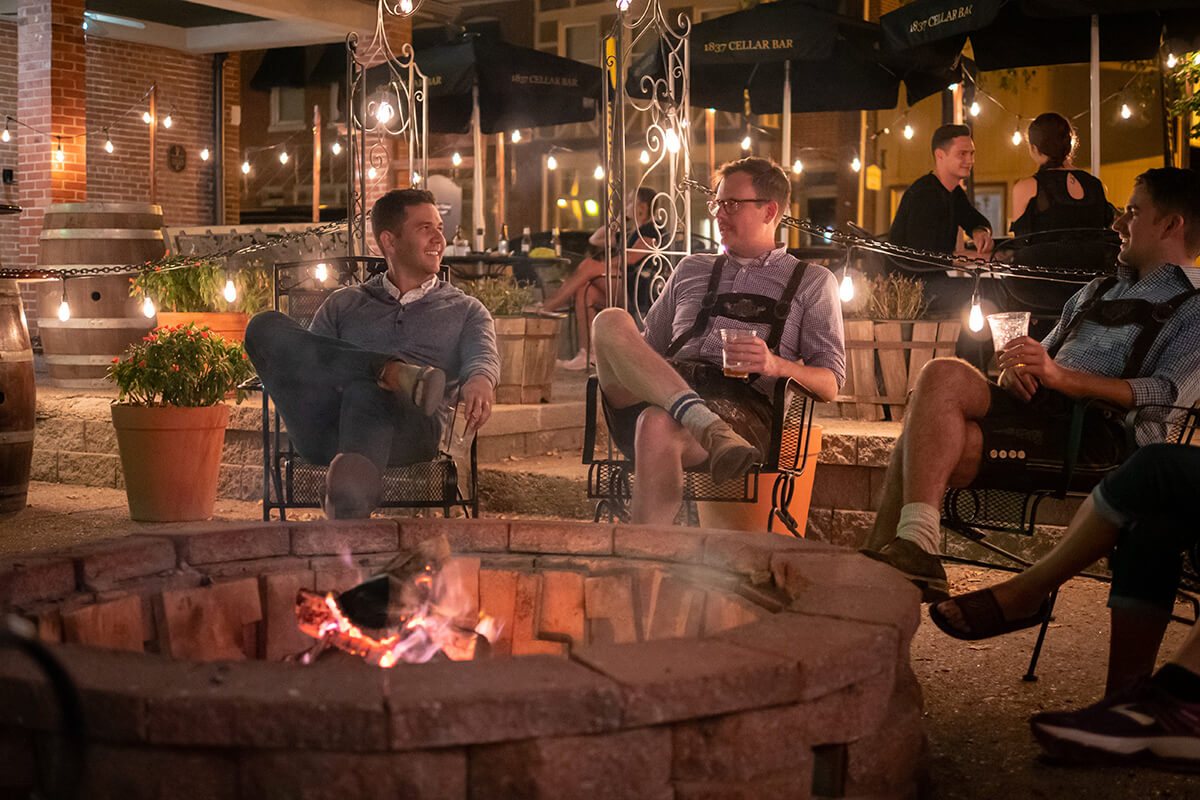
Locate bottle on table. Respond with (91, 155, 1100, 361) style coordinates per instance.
(520, 226, 532, 255)
(474, 227, 485, 253)
(497, 224, 510, 255)
(551, 226, 562, 257)
(452, 226, 469, 256)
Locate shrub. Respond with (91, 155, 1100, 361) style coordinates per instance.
(107, 323, 256, 407)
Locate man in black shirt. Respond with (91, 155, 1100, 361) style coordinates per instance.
(889, 124, 994, 257)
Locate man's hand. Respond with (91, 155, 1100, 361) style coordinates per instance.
(972, 227, 994, 258)
(723, 335, 779, 377)
(996, 335, 1062, 393)
(998, 365, 1039, 402)
(460, 374, 494, 432)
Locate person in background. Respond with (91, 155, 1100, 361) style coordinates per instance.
(1010, 111, 1115, 236)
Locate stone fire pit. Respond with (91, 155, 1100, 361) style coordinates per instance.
(0, 519, 925, 798)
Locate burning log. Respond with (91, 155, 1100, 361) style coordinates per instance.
(293, 534, 499, 667)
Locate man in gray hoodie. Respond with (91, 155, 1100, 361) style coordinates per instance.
(245, 189, 500, 518)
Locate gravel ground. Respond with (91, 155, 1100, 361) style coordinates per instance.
(3, 482, 1199, 798)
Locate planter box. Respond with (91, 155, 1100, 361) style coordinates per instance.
(494, 315, 563, 404)
(156, 311, 250, 342)
(837, 319, 960, 421)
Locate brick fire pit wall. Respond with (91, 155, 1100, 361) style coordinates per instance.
(0, 520, 926, 799)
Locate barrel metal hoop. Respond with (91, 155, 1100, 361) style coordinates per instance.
(40, 229, 164, 240)
(37, 318, 153, 330)
(0, 430, 35, 444)
(42, 354, 124, 366)
(0, 349, 34, 362)
(46, 202, 164, 214)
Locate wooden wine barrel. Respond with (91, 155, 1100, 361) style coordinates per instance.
(35, 202, 164, 388)
(0, 281, 36, 514)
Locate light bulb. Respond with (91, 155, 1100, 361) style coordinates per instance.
(546, 154, 557, 170)
(968, 295, 984, 332)
(367, 166, 377, 180)
(55, 144, 64, 163)
(584, 199, 599, 215)
(223, 279, 237, 303)
(664, 129, 680, 153)
(200, 147, 210, 161)
(412, 171, 421, 184)
(851, 157, 862, 172)
(314, 263, 328, 282)
(375, 101, 394, 125)
(1009, 129, 1021, 146)
(556, 197, 568, 208)
(452, 151, 463, 167)
(903, 124, 914, 140)
(399, 0, 414, 13)
(969, 101, 981, 117)
(511, 130, 521, 143)
(162, 113, 172, 129)
(1168, 53, 1178, 68)
(331, 141, 342, 156)
(594, 165, 605, 180)
(1, 129, 8, 143)
(839, 272, 855, 302)
(105, 139, 114, 153)
(1120, 103, 1132, 119)
(141, 296, 155, 318)
(1194, 52, 1200, 65)
(740, 135, 752, 151)
(616, 0, 630, 9)
(58, 299, 70, 322)
(639, 150, 650, 164)
(241, 160, 250, 175)
(143, 110, 152, 124)
(792, 159, 803, 175)
(279, 150, 289, 165)
(947, 83, 959, 92)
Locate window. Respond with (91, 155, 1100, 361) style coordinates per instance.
(565, 23, 599, 66)
(270, 87, 306, 132)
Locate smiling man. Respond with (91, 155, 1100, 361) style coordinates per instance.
(863, 167, 1200, 602)
(244, 189, 499, 519)
(590, 157, 845, 526)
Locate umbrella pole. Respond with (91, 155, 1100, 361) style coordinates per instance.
(781, 61, 794, 247)
(1090, 14, 1100, 178)
(472, 85, 485, 252)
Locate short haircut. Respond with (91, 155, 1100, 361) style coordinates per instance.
(635, 186, 655, 207)
(370, 189, 437, 243)
(714, 157, 790, 217)
(1028, 112, 1075, 169)
(1135, 167, 1200, 256)
(931, 123, 972, 155)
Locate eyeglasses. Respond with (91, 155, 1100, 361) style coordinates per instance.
(707, 198, 768, 216)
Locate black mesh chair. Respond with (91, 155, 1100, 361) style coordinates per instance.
(941, 400, 1200, 679)
(255, 256, 478, 521)
(583, 376, 821, 535)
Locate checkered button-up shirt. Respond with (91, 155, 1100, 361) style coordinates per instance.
(1041, 262, 1200, 418)
(642, 247, 846, 396)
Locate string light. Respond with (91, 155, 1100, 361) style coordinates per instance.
(241, 159, 251, 175)
(367, 166, 377, 180)
(664, 128, 681, 153)
(1167, 53, 1178, 68)
(1011, 129, 1022, 146)
(850, 156, 862, 172)
(584, 199, 599, 215)
(1194, 52, 1200, 65)
(331, 141, 342, 156)
(1120, 103, 1132, 119)
(740, 134, 752, 151)
(142, 110, 152, 124)
(1, 128, 8, 143)
(314, 263, 328, 282)
(948, 83, 959, 92)
(593, 165, 605, 180)
(967, 276, 984, 333)
(141, 296, 155, 318)
(511, 130, 521, 143)
(223, 279, 237, 303)
(546, 154, 557, 170)
(792, 159, 803, 174)
(279, 150, 289, 164)
(639, 150, 650, 164)
(969, 101, 981, 117)
(903, 124, 914, 140)
(55, 139, 64, 163)
(200, 147, 210, 161)
(399, 0, 414, 13)
(556, 197, 568, 208)
(839, 270, 855, 302)
(57, 282, 70, 322)
(412, 171, 422, 184)
(616, 0, 631, 9)
(162, 113, 173, 129)
(104, 138, 114, 154)
(452, 151, 463, 167)
(375, 101, 395, 125)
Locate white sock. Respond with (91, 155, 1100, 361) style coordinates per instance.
(895, 503, 941, 555)
(665, 390, 721, 441)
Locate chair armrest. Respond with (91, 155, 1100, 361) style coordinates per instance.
(1123, 402, 1200, 450)
(583, 375, 601, 465)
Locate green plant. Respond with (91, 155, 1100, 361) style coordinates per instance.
(847, 274, 929, 320)
(1167, 51, 1200, 138)
(457, 276, 538, 317)
(107, 323, 256, 407)
(129, 257, 271, 315)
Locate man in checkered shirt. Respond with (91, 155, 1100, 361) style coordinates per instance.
(864, 167, 1200, 603)
(591, 157, 846, 525)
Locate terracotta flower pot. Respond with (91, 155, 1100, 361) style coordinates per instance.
(111, 404, 229, 522)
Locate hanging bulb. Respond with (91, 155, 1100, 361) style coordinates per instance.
(223, 279, 237, 303)
(969, 101, 981, 117)
(1, 128, 9, 143)
(839, 271, 855, 302)
(452, 151, 463, 167)
(1194, 52, 1200, 66)
(511, 130, 521, 143)
(593, 165, 604, 180)
(200, 147, 210, 161)
(1011, 129, 1022, 146)
(584, 199, 599, 215)
(903, 124, 914, 140)
(412, 171, 421, 184)
(556, 197, 568, 208)
(241, 159, 251, 175)
(1167, 53, 1178, 69)
(968, 290, 984, 332)
(792, 158, 803, 175)
(740, 134, 752, 151)
(664, 128, 680, 153)
(639, 149, 650, 164)
(375, 101, 395, 125)
(399, 0, 414, 13)
(1120, 103, 1132, 119)
(947, 82, 959, 92)
(616, 0, 631, 9)
(331, 141, 342, 156)
(162, 113, 173, 129)
(58, 299, 71, 322)
(142, 110, 153, 124)
(850, 157, 862, 172)
(55, 142, 64, 163)
(546, 154, 557, 170)
(367, 166, 377, 180)
(314, 263, 328, 282)
(279, 150, 289, 165)
(141, 296, 156, 318)
(105, 138, 114, 154)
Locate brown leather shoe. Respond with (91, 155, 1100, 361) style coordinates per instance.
(379, 360, 445, 416)
(861, 538, 950, 603)
(699, 420, 762, 485)
(323, 452, 382, 520)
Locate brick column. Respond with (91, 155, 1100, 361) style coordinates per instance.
(222, 52, 241, 225)
(17, 0, 87, 273)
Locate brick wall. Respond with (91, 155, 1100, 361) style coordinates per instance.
(0, 21, 18, 272)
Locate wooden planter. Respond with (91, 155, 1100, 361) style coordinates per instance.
(494, 315, 562, 404)
(838, 319, 960, 421)
(156, 311, 250, 342)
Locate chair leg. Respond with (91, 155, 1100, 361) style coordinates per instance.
(1023, 588, 1059, 682)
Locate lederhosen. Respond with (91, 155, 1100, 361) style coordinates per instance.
(976, 274, 1200, 482)
(604, 255, 809, 462)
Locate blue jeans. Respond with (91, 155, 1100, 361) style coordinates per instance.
(1095, 443, 1200, 614)
(244, 311, 440, 472)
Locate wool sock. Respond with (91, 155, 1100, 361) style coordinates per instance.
(894, 502, 941, 555)
(1153, 663, 1200, 702)
(665, 390, 722, 440)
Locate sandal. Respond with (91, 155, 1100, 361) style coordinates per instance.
(929, 587, 1052, 641)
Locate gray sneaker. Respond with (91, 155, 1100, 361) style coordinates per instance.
(324, 452, 382, 520)
(861, 538, 949, 603)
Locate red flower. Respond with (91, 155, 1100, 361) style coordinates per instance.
(138, 360, 146, 368)
(172, 364, 180, 372)
(200, 330, 210, 338)
(111, 357, 119, 363)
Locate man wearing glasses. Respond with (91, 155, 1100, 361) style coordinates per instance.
(590, 157, 845, 526)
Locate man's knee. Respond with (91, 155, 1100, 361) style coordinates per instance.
(633, 407, 686, 458)
(244, 310, 292, 360)
(591, 307, 636, 348)
(914, 357, 979, 391)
